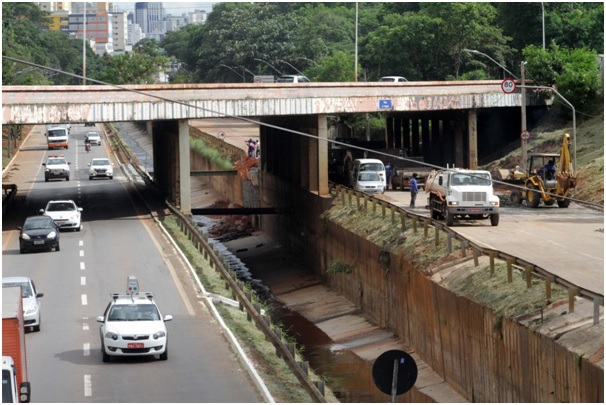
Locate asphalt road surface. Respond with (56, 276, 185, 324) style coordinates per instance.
(381, 189, 604, 296)
(2, 124, 263, 403)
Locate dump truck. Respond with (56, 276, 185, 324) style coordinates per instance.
(2, 287, 31, 403)
(509, 133, 576, 208)
(425, 167, 500, 226)
(390, 157, 431, 191)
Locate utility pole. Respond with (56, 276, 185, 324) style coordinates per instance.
(521, 61, 527, 166)
(82, 2, 87, 86)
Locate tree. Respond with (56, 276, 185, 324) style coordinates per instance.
(523, 44, 601, 116)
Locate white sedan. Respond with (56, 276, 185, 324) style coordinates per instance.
(39, 200, 83, 231)
(354, 171, 385, 194)
(85, 131, 102, 145)
(2, 276, 44, 332)
(97, 293, 172, 362)
(88, 158, 114, 180)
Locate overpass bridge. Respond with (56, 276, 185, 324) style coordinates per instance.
(2, 81, 549, 212)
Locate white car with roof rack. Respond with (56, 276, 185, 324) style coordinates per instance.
(42, 155, 70, 181)
(96, 277, 172, 362)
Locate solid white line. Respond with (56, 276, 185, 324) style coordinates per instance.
(81, 276, 86, 286)
(84, 375, 92, 397)
(83, 343, 90, 356)
(81, 294, 87, 306)
(80, 262, 85, 270)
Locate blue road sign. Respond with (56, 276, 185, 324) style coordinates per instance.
(379, 99, 392, 109)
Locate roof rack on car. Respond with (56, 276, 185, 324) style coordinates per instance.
(111, 291, 155, 302)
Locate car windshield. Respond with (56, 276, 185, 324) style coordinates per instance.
(87, 133, 100, 137)
(108, 304, 160, 321)
(360, 163, 384, 172)
(23, 218, 53, 230)
(2, 282, 32, 298)
(47, 202, 75, 211)
(47, 158, 66, 165)
(359, 172, 380, 181)
(47, 129, 66, 137)
(93, 159, 110, 166)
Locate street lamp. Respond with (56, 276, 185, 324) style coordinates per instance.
(295, 57, 319, 67)
(462, 49, 518, 79)
(254, 58, 283, 76)
(219, 64, 245, 82)
(277, 60, 304, 76)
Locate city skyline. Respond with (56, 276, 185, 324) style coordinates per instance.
(112, 2, 216, 15)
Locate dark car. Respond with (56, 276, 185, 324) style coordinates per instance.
(18, 215, 60, 254)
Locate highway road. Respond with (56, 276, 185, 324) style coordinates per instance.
(382, 189, 604, 296)
(1, 125, 264, 403)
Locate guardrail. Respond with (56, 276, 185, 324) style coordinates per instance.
(329, 183, 604, 325)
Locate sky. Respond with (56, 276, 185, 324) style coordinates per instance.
(112, 1, 216, 15)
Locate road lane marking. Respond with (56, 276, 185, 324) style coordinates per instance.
(80, 250, 84, 257)
(83, 316, 89, 331)
(84, 375, 92, 397)
(83, 343, 90, 356)
(81, 276, 86, 286)
(81, 294, 87, 305)
(80, 262, 85, 270)
(79, 240, 84, 246)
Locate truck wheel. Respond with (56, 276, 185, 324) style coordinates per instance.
(527, 185, 541, 208)
(544, 200, 556, 206)
(490, 214, 499, 226)
(510, 190, 522, 205)
(558, 192, 572, 208)
(445, 210, 454, 226)
(45, 178, 49, 182)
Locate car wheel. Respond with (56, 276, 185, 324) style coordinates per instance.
(77, 224, 82, 232)
(101, 345, 110, 363)
(55, 243, 60, 252)
(89, 176, 93, 180)
(159, 346, 168, 361)
(109, 176, 113, 180)
(33, 319, 40, 332)
(45, 178, 49, 182)
(490, 213, 499, 226)
(66, 176, 70, 181)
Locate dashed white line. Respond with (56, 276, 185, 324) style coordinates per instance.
(83, 343, 90, 356)
(80, 250, 84, 257)
(84, 375, 92, 397)
(79, 241, 84, 246)
(80, 262, 85, 270)
(81, 276, 86, 286)
(81, 294, 87, 306)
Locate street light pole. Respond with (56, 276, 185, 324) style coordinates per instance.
(278, 60, 304, 76)
(219, 64, 245, 82)
(254, 58, 283, 76)
(521, 61, 527, 166)
(541, 2, 546, 50)
(295, 57, 319, 67)
(462, 49, 518, 80)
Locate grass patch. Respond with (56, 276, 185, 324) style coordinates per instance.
(159, 215, 337, 403)
(190, 137, 234, 170)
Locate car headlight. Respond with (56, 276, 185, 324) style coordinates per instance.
(105, 332, 118, 340)
(490, 201, 499, 206)
(21, 233, 31, 240)
(153, 331, 166, 339)
(24, 305, 38, 315)
(47, 231, 57, 239)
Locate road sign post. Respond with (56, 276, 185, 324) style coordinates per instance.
(520, 130, 530, 141)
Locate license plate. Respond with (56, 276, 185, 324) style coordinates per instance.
(470, 208, 480, 212)
(127, 343, 144, 349)
(33, 240, 44, 245)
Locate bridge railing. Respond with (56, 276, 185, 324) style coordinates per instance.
(329, 183, 604, 325)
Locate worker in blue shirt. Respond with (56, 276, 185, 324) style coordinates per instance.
(409, 173, 419, 208)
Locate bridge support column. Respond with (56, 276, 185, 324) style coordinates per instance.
(316, 115, 329, 196)
(467, 109, 478, 169)
(179, 119, 191, 214)
(455, 119, 465, 168)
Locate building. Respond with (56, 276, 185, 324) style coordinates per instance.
(111, 11, 129, 52)
(188, 9, 208, 25)
(134, 2, 166, 36)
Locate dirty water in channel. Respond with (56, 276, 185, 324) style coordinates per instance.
(193, 216, 389, 403)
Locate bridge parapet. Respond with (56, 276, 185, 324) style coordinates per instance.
(2, 81, 550, 125)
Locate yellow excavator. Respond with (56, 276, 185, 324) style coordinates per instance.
(510, 133, 576, 208)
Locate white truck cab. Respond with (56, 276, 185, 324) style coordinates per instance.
(426, 168, 499, 226)
(2, 356, 30, 403)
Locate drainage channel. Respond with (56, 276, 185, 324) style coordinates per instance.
(192, 215, 391, 403)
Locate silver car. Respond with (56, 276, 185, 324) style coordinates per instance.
(2, 277, 44, 332)
(86, 131, 102, 145)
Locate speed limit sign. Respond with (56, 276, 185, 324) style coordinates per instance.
(501, 78, 517, 94)
(520, 130, 530, 141)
